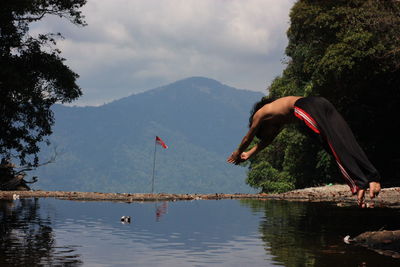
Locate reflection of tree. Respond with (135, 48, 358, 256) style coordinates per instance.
(241, 200, 317, 266)
(0, 198, 82, 266)
(241, 200, 400, 267)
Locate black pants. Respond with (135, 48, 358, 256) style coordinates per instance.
(294, 96, 380, 194)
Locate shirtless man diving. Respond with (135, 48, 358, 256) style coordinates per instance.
(227, 96, 381, 207)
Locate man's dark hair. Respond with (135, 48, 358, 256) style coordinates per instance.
(249, 96, 277, 128)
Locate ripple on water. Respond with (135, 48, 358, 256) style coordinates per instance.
(2, 198, 400, 266)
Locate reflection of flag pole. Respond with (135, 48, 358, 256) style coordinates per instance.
(152, 136, 168, 194)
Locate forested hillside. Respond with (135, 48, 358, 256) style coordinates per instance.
(32, 77, 264, 193)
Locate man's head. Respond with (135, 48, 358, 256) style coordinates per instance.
(249, 96, 277, 140)
(249, 96, 277, 128)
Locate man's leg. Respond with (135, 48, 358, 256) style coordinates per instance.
(294, 96, 381, 202)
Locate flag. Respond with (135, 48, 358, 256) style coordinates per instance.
(155, 136, 168, 149)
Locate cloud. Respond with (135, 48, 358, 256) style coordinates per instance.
(30, 0, 295, 106)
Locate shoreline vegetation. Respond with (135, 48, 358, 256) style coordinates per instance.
(1, 184, 400, 208)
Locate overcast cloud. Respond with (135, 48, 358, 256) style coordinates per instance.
(31, 0, 295, 106)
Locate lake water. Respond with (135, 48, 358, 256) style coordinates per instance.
(1, 198, 400, 266)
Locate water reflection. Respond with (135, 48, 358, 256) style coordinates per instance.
(155, 201, 168, 222)
(48, 199, 270, 266)
(0, 198, 82, 266)
(1, 198, 271, 266)
(241, 200, 400, 267)
(2, 198, 400, 266)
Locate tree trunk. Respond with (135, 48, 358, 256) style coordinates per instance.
(0, 165, 31, 191)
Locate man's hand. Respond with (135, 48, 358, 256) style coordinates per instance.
(357, 181, 381, 208)
(240, 151, 251, 161)
(227, 151, 246, 165)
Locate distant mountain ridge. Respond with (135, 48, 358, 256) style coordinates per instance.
(33, 77, 265, 193)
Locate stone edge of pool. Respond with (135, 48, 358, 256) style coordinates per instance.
(1, 184, 400, 207)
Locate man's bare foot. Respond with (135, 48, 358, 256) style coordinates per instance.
(357, 182, 381, 208)
(369, 181, 381, 198)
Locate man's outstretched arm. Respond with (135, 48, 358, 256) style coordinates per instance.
(238, 140, 268, 161)
(227, 114, 262, 165)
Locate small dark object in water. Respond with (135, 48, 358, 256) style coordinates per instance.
(120, 216, 131, 223)
(344, 230, 400, 258)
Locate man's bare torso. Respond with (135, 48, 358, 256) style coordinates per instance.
(255, 96, 303, 141)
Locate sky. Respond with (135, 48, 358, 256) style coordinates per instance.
(31, 0, 296, 106)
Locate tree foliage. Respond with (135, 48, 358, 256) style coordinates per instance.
(247, 0, 400, 192)
(0, 0, 86, 166)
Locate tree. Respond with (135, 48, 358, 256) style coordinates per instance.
(0, 0, 86, 168)
(247, 0, 400, 192)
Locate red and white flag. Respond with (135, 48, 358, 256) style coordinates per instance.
(155, 136, 168, 149)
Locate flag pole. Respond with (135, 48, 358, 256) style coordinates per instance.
(151, 136, 157, 193)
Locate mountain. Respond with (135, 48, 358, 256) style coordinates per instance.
(32, 77, 265, 193)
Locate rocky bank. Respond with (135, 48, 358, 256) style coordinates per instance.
(1, 184, 399, 207)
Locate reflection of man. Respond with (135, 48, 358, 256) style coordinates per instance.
(227, 96, 381, 207)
